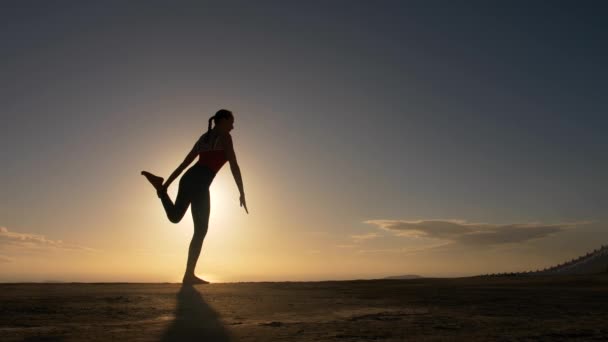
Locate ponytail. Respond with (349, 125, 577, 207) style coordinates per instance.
(205, 115, 216, 143)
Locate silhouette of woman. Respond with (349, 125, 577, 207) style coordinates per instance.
(141, 109, 248, 284)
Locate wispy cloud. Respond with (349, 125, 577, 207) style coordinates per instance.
(356, 242, 452, 255)
(335, 244, 356, 249)
(350, 232, 380, 243)
(0, 227, 95, 252)
(364, 219, 589, 246)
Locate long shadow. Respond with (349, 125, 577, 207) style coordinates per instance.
(161, 284, 232, 342)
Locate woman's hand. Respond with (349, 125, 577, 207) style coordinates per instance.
(156, 182, 169, 197)
(240, 194, 249, 214)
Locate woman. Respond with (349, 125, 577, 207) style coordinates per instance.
(141, 109, 248, 284)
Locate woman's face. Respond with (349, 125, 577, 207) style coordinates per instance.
(217, 116, 234, 133)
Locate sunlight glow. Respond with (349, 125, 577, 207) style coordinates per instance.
(209, 178, 236, 221)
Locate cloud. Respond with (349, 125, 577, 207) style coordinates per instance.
(350, 232, 380, 243)
(335, 244, 356, 249)
(356, 242, 452, 255)
(0, 227, 95, 252)
(364, 219, 588, 246)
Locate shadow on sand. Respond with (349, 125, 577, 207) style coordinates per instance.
(161, 285, 232, 342)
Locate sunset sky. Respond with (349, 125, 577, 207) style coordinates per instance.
(1, 2, 607, 282)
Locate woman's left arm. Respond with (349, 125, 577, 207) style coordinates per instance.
(224, 133, 248, 213)
(162, 141, 199, 190)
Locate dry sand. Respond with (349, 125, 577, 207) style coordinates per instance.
(2, 274, 608, 341)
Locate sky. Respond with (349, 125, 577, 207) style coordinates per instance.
(1, 1, 607, 282)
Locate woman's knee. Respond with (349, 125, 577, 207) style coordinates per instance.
(168, 212, 184, 224)
(168, 205, 189, 223)
(192, 228, 208, 240)
(191, 211, 210, 229)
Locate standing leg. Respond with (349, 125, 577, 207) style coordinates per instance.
(183, 186, 211, 284)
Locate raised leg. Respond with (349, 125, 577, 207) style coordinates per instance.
(159, 172, 194, 224)
(141, 171, 164, 191)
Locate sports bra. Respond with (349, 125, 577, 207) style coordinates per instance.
(195, 134, 228, 173)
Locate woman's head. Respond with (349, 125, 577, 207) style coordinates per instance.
(207, 109, 234, 137)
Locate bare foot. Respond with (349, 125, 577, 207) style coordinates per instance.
(141, 171, 164, 191)
(182, 274, 210, 285)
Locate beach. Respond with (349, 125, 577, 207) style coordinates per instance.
(2, 274, 608, 341)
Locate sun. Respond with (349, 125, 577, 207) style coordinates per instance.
(209, 175, 238, 221)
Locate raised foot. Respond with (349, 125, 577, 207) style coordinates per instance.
(141, 171, 164, 191)
(182, 275, 210, 285)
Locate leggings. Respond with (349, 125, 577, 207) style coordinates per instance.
(159, 163, 216, 275)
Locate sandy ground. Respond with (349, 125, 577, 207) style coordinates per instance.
(1, 274, 608, 341)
